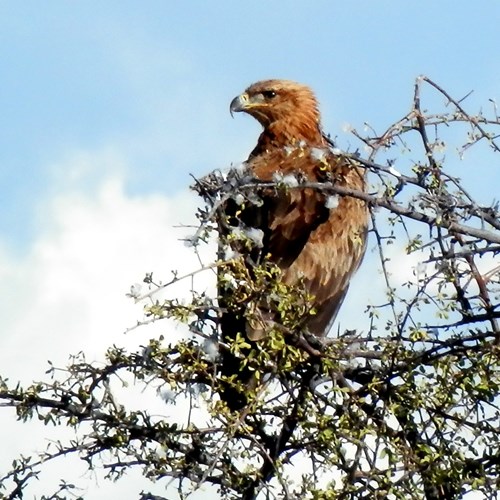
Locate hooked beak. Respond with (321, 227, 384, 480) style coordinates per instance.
(230, 92, 250, 117)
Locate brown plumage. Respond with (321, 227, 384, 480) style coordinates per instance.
(219, 79, 368, 408)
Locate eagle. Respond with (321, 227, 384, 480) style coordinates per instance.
(218, 79, 368, 408)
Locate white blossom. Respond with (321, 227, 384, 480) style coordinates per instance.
(221, 272, 237, 287)
(431, 141, 446, 153)
(188, 383, 208, 397)
(160, 388, 176, 404)
(325, 195, 339, 209)
(230, 226, 244, 240)
(202, 339, 219, 362)
(128, 283, 142, 299)
(233, 193, 245, 205)
(224, 247, 241, 260)
(233, 162, 248, 175)
(272, 171, 284, 182)
(282, 174, 299, 187)
(311, 147, 328, 162)
(245, 227, 264, 247)
(415, 261, 428, 281)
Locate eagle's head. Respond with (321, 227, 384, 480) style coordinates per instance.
(230, 79, 322, 146)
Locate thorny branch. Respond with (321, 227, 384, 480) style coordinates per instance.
(0, 77, 499, 500)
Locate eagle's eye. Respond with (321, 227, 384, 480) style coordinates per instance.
(262, 90, 277, 99)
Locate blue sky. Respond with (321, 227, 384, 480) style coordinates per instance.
(0, 3, 499, 498)
(2, 1, 500, 250)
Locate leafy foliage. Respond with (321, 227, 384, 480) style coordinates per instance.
(1, 77, 499, 499)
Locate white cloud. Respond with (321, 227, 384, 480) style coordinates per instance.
(0, 154, 217, 498)
(0, 177, 212, 376)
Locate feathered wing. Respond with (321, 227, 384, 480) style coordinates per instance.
(243, 146, 368, 338)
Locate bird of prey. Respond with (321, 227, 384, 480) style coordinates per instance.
(218, 79, 368, 408)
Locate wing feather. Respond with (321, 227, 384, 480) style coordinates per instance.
(240, 146, 367, 337)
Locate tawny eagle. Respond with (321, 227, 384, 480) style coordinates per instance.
(219, 79, 368, 408)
